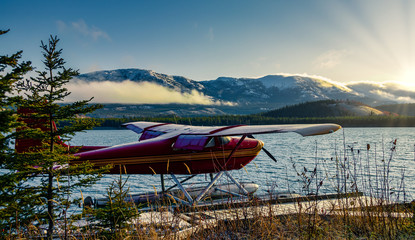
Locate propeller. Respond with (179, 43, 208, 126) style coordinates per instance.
(247, 135, 277, 163)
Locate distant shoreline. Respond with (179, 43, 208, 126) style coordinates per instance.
(93, 116, 415, 128)
(91, 126, 415, 130)
(59, 116, 415, 129)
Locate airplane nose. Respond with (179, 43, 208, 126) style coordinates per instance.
(258, 140, 264, 149)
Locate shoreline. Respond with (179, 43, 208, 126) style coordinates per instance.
(91, 125, 415, 130)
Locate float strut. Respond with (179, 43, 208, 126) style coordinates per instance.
(195, 171, 224, 203)
(225, 171, 249, 195)
(170, 174, 194, 203)
(160, 174, 166, 192)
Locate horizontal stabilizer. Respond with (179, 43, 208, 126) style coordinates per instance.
(208, 124, 341, 137)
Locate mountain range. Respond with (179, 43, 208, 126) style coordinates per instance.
(75, 68, 415, 117)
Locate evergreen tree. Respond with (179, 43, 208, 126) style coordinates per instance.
(0, 29, 32, 159)
(0, 35, 107, 239)
(0, 29, 33, 237)
(94, 169, 139, 239)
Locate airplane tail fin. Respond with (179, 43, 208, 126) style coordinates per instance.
(15, 108, 69, 153)
(15, 108, 107, 154)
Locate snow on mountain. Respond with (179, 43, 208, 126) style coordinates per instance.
(76, 68, 205, 93)
(200, 73, 359, 105)
(75, 68, 415, 108)
(257, 75, 297, 89)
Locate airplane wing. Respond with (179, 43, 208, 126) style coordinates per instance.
(206, 124, 341, 137)
(122, 121, 341, 137)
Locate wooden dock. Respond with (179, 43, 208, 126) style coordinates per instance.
(132, 193, 412, 239)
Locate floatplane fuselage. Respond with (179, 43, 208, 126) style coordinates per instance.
(73, 135, 263, 175)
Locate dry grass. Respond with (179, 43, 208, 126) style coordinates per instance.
(8, 195, 409, 239)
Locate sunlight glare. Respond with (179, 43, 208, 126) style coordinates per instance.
(399, 69, 415, 88)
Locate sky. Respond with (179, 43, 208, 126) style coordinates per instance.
(2, 0, 415, 86)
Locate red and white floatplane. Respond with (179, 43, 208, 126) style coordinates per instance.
(68, 121, 341, 206)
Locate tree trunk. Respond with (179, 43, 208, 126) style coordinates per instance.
(47, 171, 54, 239)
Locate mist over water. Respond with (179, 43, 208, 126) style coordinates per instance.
(65, 80, 233, 105)
(70, 128, 415, 202)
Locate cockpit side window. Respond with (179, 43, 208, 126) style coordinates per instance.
(204, 137, 215, 148)
(139, 130, 165, 141)
(173, 135, 209, 150)
(171, 135, 231, 150)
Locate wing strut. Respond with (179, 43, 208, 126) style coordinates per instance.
(223, 135, 247, 169)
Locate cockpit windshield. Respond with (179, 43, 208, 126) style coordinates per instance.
(204, 136, 231, 149)
(217, 136, 231, 146)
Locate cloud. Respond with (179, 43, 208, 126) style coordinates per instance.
(367, 89, 415, 102)
(277, 72, 353, 92)
(346, 81, 415, 102)
(396, 96, 415, 102)
(64, 80, 234, 105)
(72, 20, 111, 41)
(369, 89, 394, 98)
(56, 20, 67, 32)
(313, 49, 350, 69)
(347, 80, 415, 91)
(383, 81, 415, 91)
(57, 19, 111, 41)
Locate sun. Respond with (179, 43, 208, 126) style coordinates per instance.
(398, 69, 415, 88)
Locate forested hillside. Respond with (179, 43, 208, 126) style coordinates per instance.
(261, 100, 385, 118)
(60, 100, 415, 128)
(377, 103, 415, 116)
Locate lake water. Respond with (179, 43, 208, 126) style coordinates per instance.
(70, 127, 415, 203)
